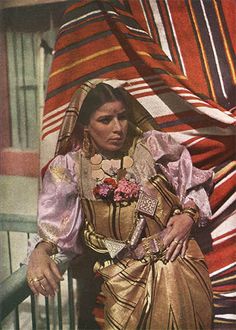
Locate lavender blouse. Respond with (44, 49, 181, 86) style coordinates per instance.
(27, 131, 213, 259)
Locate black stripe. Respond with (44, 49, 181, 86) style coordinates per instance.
(62, 1, 100, 25)
(55, 30, 112, 58)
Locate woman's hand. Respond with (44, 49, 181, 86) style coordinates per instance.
(162, 214, 194, 262)
(27, 243, 63, 297)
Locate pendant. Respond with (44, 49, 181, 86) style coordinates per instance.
(104, 239, 126, 258)
(90, 154, 102, 165)
(123, 156, 133, 169)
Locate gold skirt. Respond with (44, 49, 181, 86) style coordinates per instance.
(99, 239, 213, 330)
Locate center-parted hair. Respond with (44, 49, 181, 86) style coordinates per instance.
(78, 83, 127, 125)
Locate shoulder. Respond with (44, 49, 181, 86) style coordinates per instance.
(139, 130, 185, 160)
(48, 150, 81, 178)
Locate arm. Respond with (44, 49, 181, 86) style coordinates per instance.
(27, 152, 83, 296)
(144, 131, 213, 261)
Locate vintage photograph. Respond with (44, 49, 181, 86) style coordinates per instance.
(0, 1, 235, 329)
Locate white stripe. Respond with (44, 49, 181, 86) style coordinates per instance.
(127, 75, 162, 84)
(139, 0, 152, 37)
(213, 232, 236, 246)
(42, 117, 64, 137)
(211, 212, 236, 239)
(211, 193, 236, 220)
(130, 85, 168, 96)
(219, 292, 236, 298)
(126, 25, 149, 36)
(210, 261, 236, 277)
(214, 170, 235, 189)
(60, 10, 102, 30)
(178, 93, 201, 99)
(165, 0, 186, 75)
(194, 106, 236, 124)
(187, 99, 210, 106)
(149, 1, 172, 60)
(215, 314, 236, 320)
(171, 86, 191, 92)
(43, 103, 69, 122)
(200, 0, 228, 98)
(185, 137, 205, 148)
(126, 81, 165, 90)
(173, 126, 235, 137)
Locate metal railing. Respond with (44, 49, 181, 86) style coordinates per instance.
(0, 214, 77, 330)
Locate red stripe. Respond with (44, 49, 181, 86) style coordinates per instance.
(213, 228, 236, 243)
(43, 108, 67, 125)
(205, 236, 236, 273)
(42, 115, 64, 132)
(210, 174, 235, 209)
(168, 1, 210, 96)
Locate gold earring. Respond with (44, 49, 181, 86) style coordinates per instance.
(82, 130, 91, 157)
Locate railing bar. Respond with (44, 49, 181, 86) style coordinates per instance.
(7, 231, 13, 274)
(45, 297, 50, 330)
(14, 307, 20, 330)
(57, 283, 63, 330)
(30, 294, 37, 329)
(67, 267, 75, 330)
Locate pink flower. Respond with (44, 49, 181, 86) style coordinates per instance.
(93, 177, 140, 203)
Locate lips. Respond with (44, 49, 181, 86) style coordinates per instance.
(110, 138, 123, 143)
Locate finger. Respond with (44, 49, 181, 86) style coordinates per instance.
(44, 269, 59, 292)
(165, 239, 182, 261)
(181, 240, 188, 258)
(170, 242, 183, 262)
(162, 231, 176, 248)
(50, 261, 64, 281)
(31, 280, 49, 297)
(39, 277, 56, 297)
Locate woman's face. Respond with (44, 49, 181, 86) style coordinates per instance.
(86, 100, 128, 155)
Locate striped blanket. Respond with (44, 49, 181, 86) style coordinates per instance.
(42, 1, 236, 328)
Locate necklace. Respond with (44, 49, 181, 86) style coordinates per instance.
(90, 153, 134, 180)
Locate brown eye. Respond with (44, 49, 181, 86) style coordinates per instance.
(99, 117, 111, 124)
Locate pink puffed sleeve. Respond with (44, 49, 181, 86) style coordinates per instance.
(143, 131, 213, 224)
(37, 151, 83, 254)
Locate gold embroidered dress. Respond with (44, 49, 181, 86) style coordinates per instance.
(74, 135, 213, 330)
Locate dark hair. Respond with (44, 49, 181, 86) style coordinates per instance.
(78, 83, 127, 125)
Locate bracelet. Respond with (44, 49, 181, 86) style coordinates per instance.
(42, 240, 58, 255)
(182, 207, 199, 224)
(172, 208, 182, 216)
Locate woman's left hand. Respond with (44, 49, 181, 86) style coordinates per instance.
(162, 214, 194, 262)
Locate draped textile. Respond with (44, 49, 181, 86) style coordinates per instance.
(41, 1, 236, 328)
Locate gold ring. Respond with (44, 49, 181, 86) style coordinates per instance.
(31, 277, 44, 283)
(173, 239, 181, 245)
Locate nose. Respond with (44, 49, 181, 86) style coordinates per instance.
(113, 118, 122, 132)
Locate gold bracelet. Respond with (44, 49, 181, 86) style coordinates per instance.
(182, 207, 199, 224)
(172, 208, 182, 216)
(42, 240, 58, 255)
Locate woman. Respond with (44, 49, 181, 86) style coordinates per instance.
(27, 79, 213, 329)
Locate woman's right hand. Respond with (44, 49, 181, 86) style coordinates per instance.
(27, 243, 64, 297)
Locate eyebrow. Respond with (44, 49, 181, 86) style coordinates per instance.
(96, 109, 127, 120)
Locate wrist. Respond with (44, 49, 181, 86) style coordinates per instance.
(35, 240, 57, 256)
(182, 207, 199, 224)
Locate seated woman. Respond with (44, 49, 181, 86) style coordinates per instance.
(27, 79, 213, 329)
